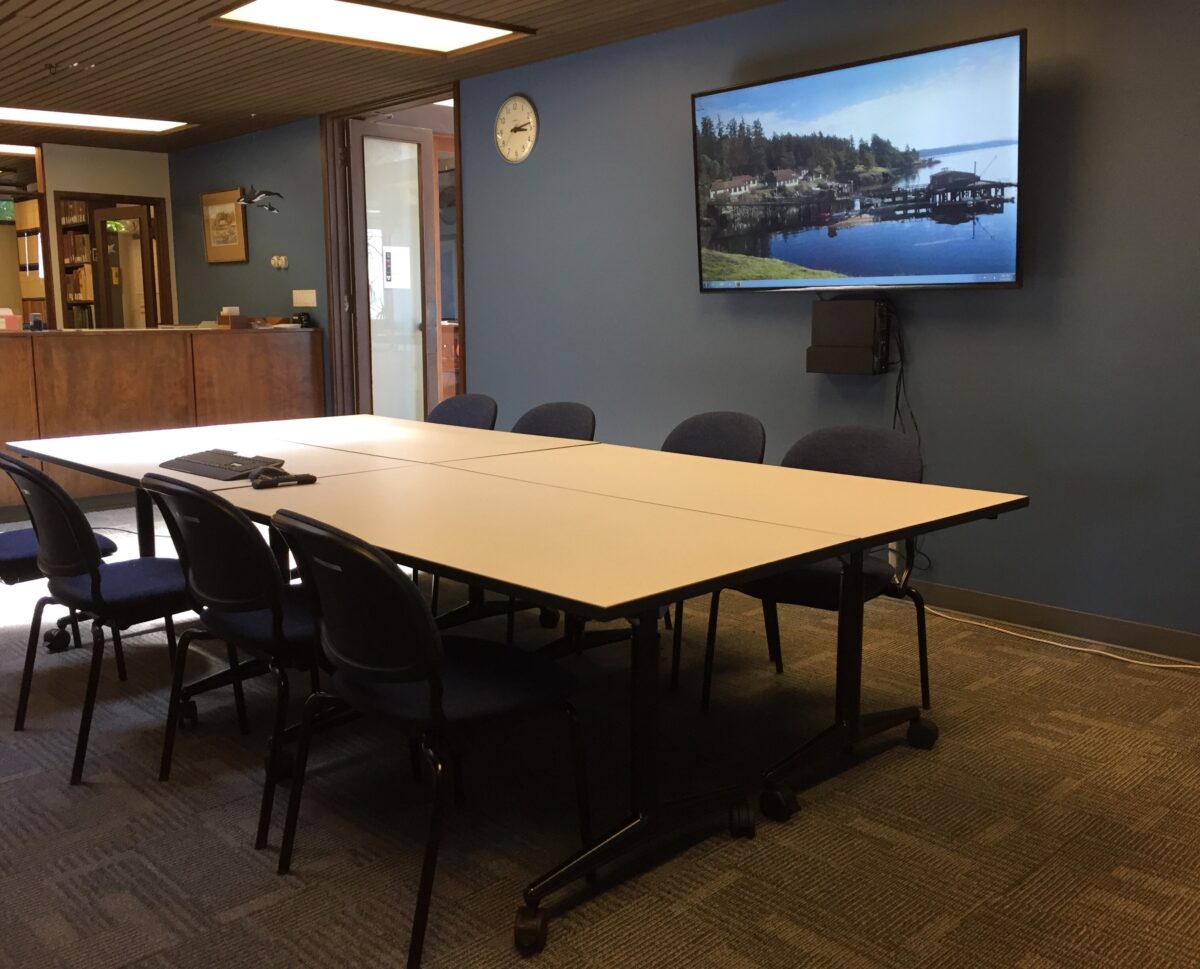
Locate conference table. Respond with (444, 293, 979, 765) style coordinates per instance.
(10, 414, 1027, 954)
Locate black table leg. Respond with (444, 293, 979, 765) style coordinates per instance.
(514, 609, 752, 955)
(135, 488, 155, 557)
(759, 550, 937, 822)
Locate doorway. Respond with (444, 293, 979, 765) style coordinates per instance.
(324, 94, 464, 416)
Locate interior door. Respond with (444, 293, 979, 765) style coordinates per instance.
(348, 120, 438, 418)
(94, 205, 156, 328)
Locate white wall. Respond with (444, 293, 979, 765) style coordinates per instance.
(40, 144, 180, 323)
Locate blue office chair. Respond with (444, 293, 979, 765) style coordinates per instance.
(511, 401, 596, 441)
(141, 473, 322, 851)
(270, 509, 590, 967)
(426, 393, 498, 430)
(1, 515, 118, 657)
(0, 454, 187, 784)
(698, 426, 929, 712)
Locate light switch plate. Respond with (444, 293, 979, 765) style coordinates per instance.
(292, 289, 317, 308)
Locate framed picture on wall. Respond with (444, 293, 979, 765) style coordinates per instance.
(201, 188, 247, 263)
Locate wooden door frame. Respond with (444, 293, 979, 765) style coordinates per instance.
(321, 83, 466, 416)
(93, 204, 158, 328)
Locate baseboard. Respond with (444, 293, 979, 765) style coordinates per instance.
(914, 581, 1200, 663)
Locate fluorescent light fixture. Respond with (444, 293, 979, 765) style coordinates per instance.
(434, 99, 454, 107)
(0, 107, 185, 133)
(0, 144, 39, 156)
(216, 0, 530, 55)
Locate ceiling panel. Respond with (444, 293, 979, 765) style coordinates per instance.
(0, 0, 775, 151)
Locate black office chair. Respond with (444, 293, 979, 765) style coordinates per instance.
(511, 401, 596, 441)
(271, 509, 590, 968)
(553, 411, 766, 661)
(0, 454, 187, 784)
(140, 473, 321, 851)
(426, 393, 498, 430)
(698, 426, 929, 712)
(1, 513, 119, 656)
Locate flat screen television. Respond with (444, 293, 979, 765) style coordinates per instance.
(692, 31, 1024, 292)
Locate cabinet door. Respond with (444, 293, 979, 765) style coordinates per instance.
(94, 205, 157, 328)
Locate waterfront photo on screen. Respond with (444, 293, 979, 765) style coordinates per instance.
(693, 33, 1022, 290)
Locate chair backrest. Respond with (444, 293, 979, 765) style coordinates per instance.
(661, 411, 766, 464)
(0, 452, 102, 583)
(141, 473, 284, 622)
(426, 393, 498, 430)
(511, 401, 596, 441)
(272, 509, 443, 690)
(781, 426, 922, 482)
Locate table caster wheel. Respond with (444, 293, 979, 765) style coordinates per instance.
(514, 905, 547, 955)
(267, 749, 295, 780)
(538, 608, 560, 629)
(759, 784, 798, 823)
(44, 628, 72, 653)
(729, 798, 756, 839)
(907, 718, 939, 750)
(179, 699, 199, 729)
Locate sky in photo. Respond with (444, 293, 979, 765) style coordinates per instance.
(696, 35, 1021, 151)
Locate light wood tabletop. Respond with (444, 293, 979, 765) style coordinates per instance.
(445, 443, 1027, 544)
(9, 423, 413, 492)
(267, 413, 597, 465)
(224, 464, 858, 617)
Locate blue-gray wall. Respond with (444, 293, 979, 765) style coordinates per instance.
(169, 119, 328, 326)
(460, 0, 1200, 633)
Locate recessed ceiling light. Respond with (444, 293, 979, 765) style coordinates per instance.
(0, 107, 185, 133)
(215, 0, 532, 55)
(0, 144, 39, 156)
(434, 99, 454, 107)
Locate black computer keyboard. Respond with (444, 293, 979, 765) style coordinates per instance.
(160, 449, 285, 481)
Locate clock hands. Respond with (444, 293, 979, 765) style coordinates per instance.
(510, 121, 532, 133)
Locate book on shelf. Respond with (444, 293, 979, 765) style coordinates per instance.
(59, 199, 89, 225)
(63, 231, 91, 264)
(65, 263, 94, 301)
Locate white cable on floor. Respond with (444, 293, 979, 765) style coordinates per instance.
(923, 605, 1200, 672)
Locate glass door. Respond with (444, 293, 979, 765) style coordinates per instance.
(348, 121, 438, 418)
(94, 205, 156, 328)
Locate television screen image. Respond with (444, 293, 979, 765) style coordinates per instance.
(692, 32, 1024, 292)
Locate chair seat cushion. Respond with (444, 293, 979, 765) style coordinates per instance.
(332, 636, 570, 725)
(735, 555, 896, 610)
(48, 556, 188, 625)
(200, 585, 316, 661)
(0, 529, 117, 585)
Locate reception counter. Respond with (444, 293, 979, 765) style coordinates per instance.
(1, 328, 325, 505)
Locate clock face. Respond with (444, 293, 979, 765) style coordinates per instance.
(495, 95, 538, 164)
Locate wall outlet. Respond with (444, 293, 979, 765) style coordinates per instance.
(292, 289, 317, 308)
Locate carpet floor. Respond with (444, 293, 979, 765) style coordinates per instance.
(1, 509, 1199, 968)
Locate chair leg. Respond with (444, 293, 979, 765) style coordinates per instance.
(669, 600, 684, 690)
(566, 704, 591, 848)
(762, 600, 784, 674)
(451, 751, 466, 809)
(506, 595, 516, 645)
(255, 664, 291, 850)
(701, 590, 721, 712)
(431, 574, 440, 614)
(14, 596, 52, 731)
(309, 666, 322, 695)
(278, 691, 333, 874)
(69, 610, 83, 650)
(663, 607, 673, 631)
(112, 627, 128, 683)
(409, 740, 448, 969)
(228, 643, 251, 735)
(908, 587, 931, 710)
(409, 736, 423, 783)
(70, 622, 107, 785)
(160, 629, 197, 781)
(164, 614, 177, 670)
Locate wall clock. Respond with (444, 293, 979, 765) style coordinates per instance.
(494, 95, 538, 164)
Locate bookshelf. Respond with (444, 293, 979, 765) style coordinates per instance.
(13, 198, 49, 325)
(56, 197, 97, 329)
